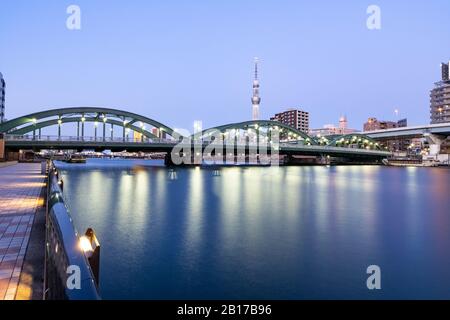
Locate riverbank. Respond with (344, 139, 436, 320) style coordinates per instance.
(0, 161, 18, 169)
(0, 163, 46, 300)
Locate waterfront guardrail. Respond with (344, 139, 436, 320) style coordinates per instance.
(44, 161, 101, 300)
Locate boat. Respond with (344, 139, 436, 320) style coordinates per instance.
(383, 158, 439, 167)
(66, 154, 87, 164)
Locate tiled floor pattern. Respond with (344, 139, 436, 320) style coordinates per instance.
(0, 163, 45, 300)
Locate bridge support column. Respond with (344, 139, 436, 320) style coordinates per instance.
(122, 118, 126, 142)
(77, 121, 80, 140)
(424, 133, 446, 157)
(0, 134, 5, 161)
(103, 122, 106, 141)
(111, 124, 114, 140)
(164, 153, 175, 166)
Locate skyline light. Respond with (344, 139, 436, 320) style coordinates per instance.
(1, 1, 450, 132)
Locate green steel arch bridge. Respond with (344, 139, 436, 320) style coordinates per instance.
(0, 107, 390, 162)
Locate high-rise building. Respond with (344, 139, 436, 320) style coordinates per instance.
(0, 72, 5, 123)
(441, 62, 449, 81)
(251, 58, 261, 120)
(430, 62, 450, 124)
(270, 108, 309, 133)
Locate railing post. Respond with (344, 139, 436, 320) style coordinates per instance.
(58, 116, 61, 140)
(81, 114, 85, 141)
(122, 118, 126, 142)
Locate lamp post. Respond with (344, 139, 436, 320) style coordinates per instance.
(81, 114, 85, 140)
(57, 117, 62, 139)
(102, 116, 107, 141)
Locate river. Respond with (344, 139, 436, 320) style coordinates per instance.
(56, 159, 450, 299)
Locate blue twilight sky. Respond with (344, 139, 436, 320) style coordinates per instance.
(1, 0, 449, 133)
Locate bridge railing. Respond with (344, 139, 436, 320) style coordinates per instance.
(5, 134, 178, 144)
(279, 143, 390, 154)
(45, 162, 101, 300)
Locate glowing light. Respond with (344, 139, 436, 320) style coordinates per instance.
(94, 121, 98, 127)
(58, 119, 62, 125)
(81, 117, 86, 122)
(79, 236, 93, 253)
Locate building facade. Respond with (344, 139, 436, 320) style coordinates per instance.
(0, 72, 5, 123)
(270, 108, 309, 133)
(309, 116, 359, 137)
(430, 62, 450, 124)
(363, 117, 410, 152)
(363, 117, 407, 132)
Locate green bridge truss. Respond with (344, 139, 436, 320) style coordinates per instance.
(0, 108, 383, 151)
(193, 120, 317, 145)
(195, 120, 383, 150)
(0, 107, 178, 140)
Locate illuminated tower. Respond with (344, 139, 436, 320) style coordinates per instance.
(0, 73, 5, 123)
(251, 58, 261, 120)
(339, 115, 348, 129)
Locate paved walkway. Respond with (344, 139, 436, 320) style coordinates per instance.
(0, 163, 45, 300)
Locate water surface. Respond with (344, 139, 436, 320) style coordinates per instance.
(57, 159, 450, 299)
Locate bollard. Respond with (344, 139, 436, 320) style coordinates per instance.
(58, 179, 64, 192)
(82, 228, 101, 287)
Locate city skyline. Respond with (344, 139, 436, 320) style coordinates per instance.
(1, 1, 450, 132)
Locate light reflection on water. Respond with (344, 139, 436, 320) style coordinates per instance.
(56, 159, 450, 299)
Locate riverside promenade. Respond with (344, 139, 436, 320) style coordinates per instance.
(0, 163, 45, 300)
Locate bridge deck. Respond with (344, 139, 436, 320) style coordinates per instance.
(3, 135, 391, 158)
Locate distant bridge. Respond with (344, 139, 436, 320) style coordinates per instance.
(364, 123, 450, 139)
(364, 123, 450, 156)
(0, 107, 391, 163)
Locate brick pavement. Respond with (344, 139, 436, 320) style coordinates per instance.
(0, 163, 45, 300)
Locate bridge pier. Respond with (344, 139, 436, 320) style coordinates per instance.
(0, 133, 5, 161)
(423, 133, 446, 156)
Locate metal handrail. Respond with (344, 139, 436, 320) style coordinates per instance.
(45, 162, 100, 300)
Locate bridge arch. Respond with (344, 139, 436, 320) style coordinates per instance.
(326, 133, 383, 150)
(0, 107, 180, 140)
(194, 120, 318, 145)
